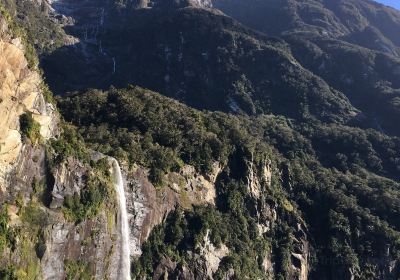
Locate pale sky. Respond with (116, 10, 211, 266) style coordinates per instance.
(374, 0, 400, 10)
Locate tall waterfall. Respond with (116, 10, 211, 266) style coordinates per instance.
(111, 159, 131, 280)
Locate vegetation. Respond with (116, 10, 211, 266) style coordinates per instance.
(47, 123, 90, 167)
(0, 207, 15, 254)
(0, 266, 17, 280)
(19, 112, 41, 144)
(40, 81, 57, 106)
(0, 201, 48, 280)
(58, 86, 400, 278)
(65, 260, 93, 280)
(0, 0, 65, 55)
(58, 86, 235, 183)
(62, 159, 112, 224)
(133, 204, 270, 279)
(0, 3, 39, 69)
(45, 123, 115, 224)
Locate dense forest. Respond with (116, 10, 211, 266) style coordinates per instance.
(58, 86, 400, 279)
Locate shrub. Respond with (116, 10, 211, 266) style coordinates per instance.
(19, 112, 41, 144)
(0, 266, 17, 280)
(63, 182, 108, 224)
(0, 207, 15, 253)
(62, 161, 112, 224)
(47, 123, 89, 166)
(65, 260, 93, 280)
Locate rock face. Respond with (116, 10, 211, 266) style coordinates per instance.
(151, 230, 230, 280)
(125, 163, 220, 257)
(247, 157, 272, 199)
(124, 156, 311, 279)
(290, 224, 310, 280)
(40, 210, 120, 280)
(190, 0, 212, 8)
(197, 230, 229, 278)
(125, 166, 177, 257)
(128, 0, 213, 8)
(0, 20, 56, 188)
(50, 157, 87, 209)
(0, 14, 121, 280)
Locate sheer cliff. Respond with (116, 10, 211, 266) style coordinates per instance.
(0, 10, 114, 279)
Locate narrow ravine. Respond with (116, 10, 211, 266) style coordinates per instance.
(111, 158, 131, 280)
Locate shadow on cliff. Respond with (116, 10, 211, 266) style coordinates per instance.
(40, 7, 166, 95)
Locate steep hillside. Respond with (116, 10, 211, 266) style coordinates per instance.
(0, 7, 135, 279)
(213, 0, 400, 54)
(40, 1, 358, 124)
(58, 86, 400, 280)
(1, 0, 400, 280)
(39, 0, 400, 137)
(213, 0, 400, 135)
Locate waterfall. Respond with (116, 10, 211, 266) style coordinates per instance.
(100, 8, 105, 26)
(111, 159, 131, 280)
(112, 57, 116, 74)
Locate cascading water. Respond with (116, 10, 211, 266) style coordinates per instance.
(111, 159, 131, 280)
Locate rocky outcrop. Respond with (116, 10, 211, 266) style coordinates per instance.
(247, 156, 272, 199)
(125, 162, 221, 257)
(125, 166, 177, 257)
(152, 229, 229, 280)
(41, 209, 120, 280)
(0, 15, 122, 280)
(0, 18, 57, 188)
(196, 229, 229, 278)
(50, 157, 87, 209)
(190, 0, 213, 8)
(246, 158, 310, 280)
(290, 224, 310, 280)
(2, 143, 47, 203)
(2, 148, 123, 280)
(171, 163, 220, 207)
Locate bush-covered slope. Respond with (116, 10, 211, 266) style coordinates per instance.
(58, 86, 400, 279)
(2, 0, 400, 279)
(213, 0, 400, 136)
(42, 4, 358, 124)
(213, 0, 400, 54)
(0, 0, 66, 54)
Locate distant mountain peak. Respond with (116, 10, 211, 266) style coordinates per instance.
(190, 0, 213, 7)
(131, 0, 213, 9)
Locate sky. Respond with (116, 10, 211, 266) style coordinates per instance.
(374, 0, 400, 10)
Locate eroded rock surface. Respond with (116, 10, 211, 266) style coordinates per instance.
(0, 20, 56, 188)
(125, 162, 221, 257)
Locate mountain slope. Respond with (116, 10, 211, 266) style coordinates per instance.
(58, 85, 400, 280)
(42, 5, 358, 124)
(1, 0, 400, 279)
(213, 0, 400, 55)
(213, 0, 400, 135)
(40, 0, 400, 136)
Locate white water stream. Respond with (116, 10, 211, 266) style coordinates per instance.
(111, 159, 131, 280)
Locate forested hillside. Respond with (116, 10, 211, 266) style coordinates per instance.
(0, 0, 400, 279)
